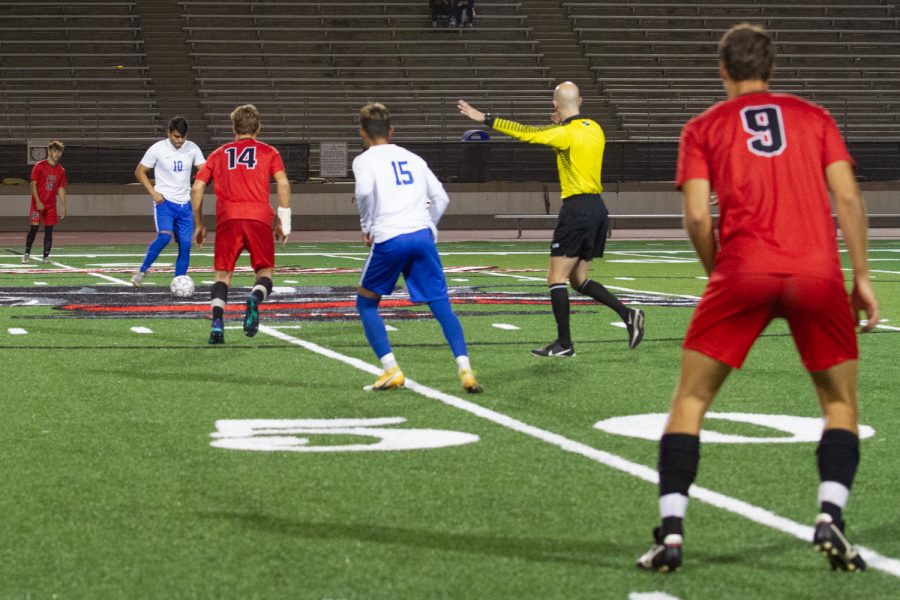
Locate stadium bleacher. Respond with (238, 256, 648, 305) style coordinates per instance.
(0, 1, 164, 143)
(564, 1, 900, 141)
(1, 0, 898, 178)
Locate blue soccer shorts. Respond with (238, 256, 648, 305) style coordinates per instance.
(359, 228, 448, 303)
(154, 199, 194, 243)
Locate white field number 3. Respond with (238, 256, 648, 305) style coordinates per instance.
(210, 417, 479, 453)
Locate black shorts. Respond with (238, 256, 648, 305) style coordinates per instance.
(550, 194, 609, 259)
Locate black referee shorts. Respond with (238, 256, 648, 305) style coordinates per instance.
(550, 194, 609, 260)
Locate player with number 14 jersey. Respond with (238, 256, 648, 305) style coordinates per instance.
(191, 104, 291, 345)
(196, 138, 285, 229)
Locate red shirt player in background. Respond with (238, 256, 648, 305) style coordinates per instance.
(191, 104, 292, 344)
(637, 24, 880, 573)
(24, 140, 67, 264)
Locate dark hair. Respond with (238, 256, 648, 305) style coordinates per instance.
(168, 116, 189, 136)
(359, 102, 391, 140)
(718, 23, 775, 82)
(47, 140, 65, 152)
(230, 104, 260, 135)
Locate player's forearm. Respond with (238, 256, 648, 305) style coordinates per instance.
(826, 161, 870, 281)
(686, 220, 716, 275)
(681, 179, 716, 274)
(429, 193, 450, 224)
(276, 179, 291, 208)
(190, 181, 205, 220)
(355, 192, 373, 232)
(835, 192, 870, 280)
(135, 167, 156, 196)
(491, 117, 565, 148)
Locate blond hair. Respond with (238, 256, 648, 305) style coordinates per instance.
(230, 104, 260, 135)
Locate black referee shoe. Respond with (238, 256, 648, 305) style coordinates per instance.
(531, 341, 575, 357)
(626, 308, 645, 349)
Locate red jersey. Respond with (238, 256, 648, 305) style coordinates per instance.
(676, 91, 852, 279)
(195, 138, 285, 226)
(31, 160, 67, 207)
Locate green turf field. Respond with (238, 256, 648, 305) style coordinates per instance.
(1, 239, 898, 599)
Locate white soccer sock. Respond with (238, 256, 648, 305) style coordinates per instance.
(456, 355, 472, 372)
(818, 481, 850, 509)
(659, 493, 689, 519)
(380, 352, 398, 371)
(251, 284, 268, 300)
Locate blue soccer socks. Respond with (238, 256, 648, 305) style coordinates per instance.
(357, 294, 392, 359)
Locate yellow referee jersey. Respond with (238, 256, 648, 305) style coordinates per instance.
(489, 114, 605, 199)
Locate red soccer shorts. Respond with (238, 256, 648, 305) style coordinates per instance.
(29, 200, 58, 226)
(683, 272, 859, 372)
(213, 219, 275, 272)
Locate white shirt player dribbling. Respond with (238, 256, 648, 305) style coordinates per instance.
(139, 138, 206, 203)
(352, 143, 449, 243)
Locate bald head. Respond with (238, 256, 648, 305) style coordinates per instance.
(554, 81, 581, 112)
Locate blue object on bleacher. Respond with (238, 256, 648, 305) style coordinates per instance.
(462, 129, 490, 141)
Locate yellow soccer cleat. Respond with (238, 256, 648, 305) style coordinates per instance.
(364, 366, 405, 391)
(459, 369, 483, 394)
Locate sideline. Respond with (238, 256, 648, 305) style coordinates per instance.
(258, 325, 900, 579)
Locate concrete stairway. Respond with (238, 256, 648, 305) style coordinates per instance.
(518, 0, 622, 137)
(135, 0, 209, 146)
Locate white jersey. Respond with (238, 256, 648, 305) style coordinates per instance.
(352, 143, 450, 244)
(139, 139, 206, 204)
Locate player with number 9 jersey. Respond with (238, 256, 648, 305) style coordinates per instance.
(677, 92, 851, 281)
(638, 24, 879, 575)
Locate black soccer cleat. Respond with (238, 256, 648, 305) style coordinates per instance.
(209, 318, 225, 345)
(813, 513, 866, 572)
(636, 527, 683, 573)
(626, 308, 645, 349)
(243, 295, 259, 337)
(530, 340, 575, 357)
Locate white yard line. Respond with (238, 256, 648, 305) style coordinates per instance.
(45, 257, 134, 285)
(258, 325, 900, 579)
(843, 268, 900, 276)
(478, 270, 702, 300)
(90, 272, 135, 285)
(321, 254, 366, 262)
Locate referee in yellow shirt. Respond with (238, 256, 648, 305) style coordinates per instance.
(459, 82, 644, 356)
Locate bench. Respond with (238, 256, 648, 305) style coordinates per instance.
(497, 213, 900, 239)
(495, 214, 699, 239)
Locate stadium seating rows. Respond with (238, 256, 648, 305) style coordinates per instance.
(1, 0, 898, 161)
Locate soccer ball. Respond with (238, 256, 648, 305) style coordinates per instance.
(170, 275, 195, 298)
